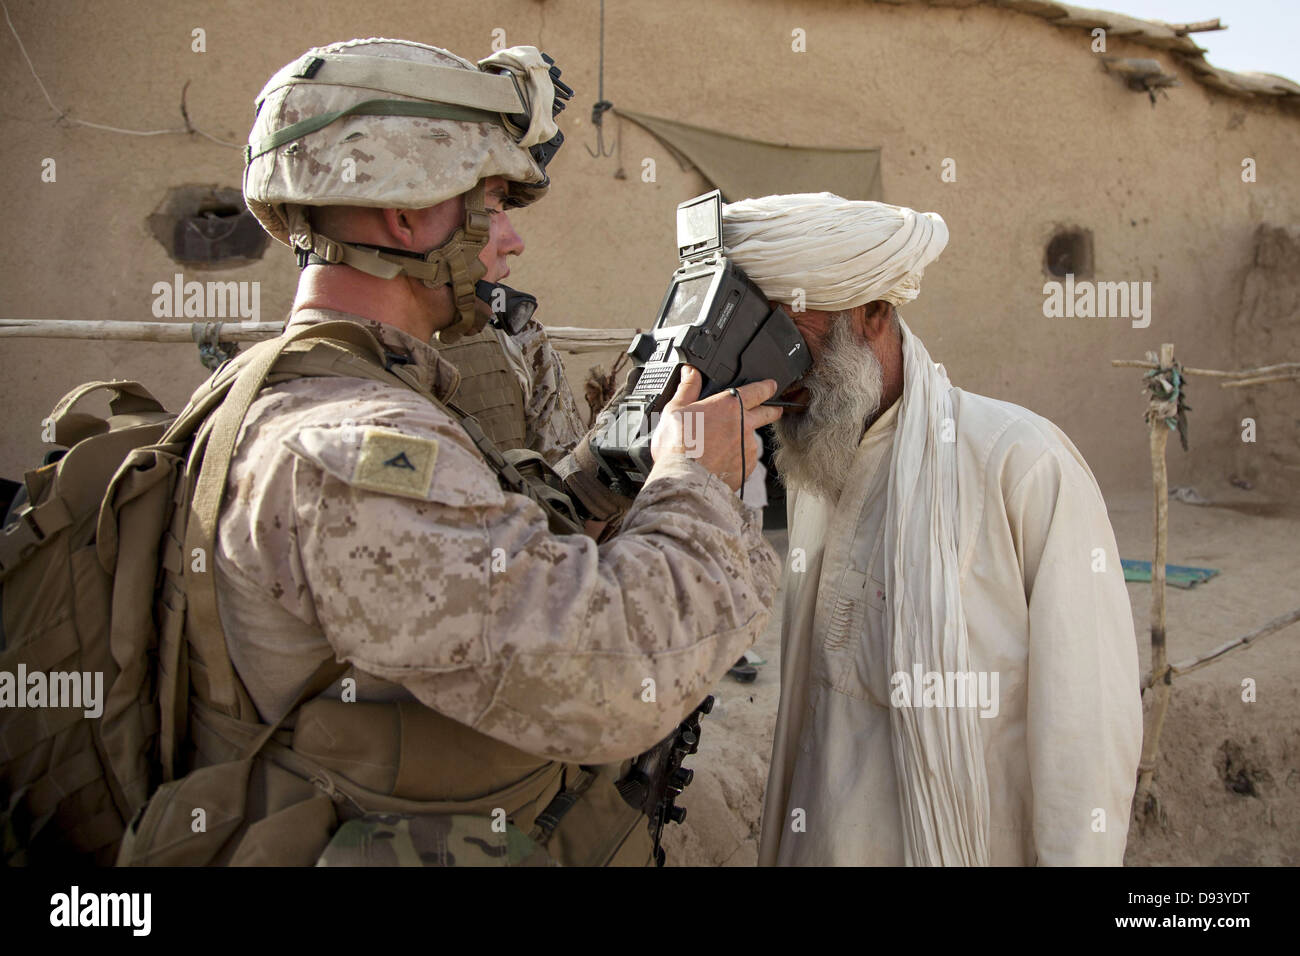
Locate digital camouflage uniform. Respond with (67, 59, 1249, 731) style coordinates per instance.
(202, 309, 779, 864)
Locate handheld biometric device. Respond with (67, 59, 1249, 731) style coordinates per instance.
(589, 190, 811, 494)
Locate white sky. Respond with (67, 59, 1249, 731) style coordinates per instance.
(1103, 0, 1298, 80)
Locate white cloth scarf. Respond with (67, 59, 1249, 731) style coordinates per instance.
(722, 192, 989, 865)
(886, 319, 990, 866)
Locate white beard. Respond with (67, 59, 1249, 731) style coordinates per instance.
(772, 312, 885, 502)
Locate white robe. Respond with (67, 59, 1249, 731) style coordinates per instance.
(759, 388, 1143, 865)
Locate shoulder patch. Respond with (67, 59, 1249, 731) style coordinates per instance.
(352, 427, 439, 500)
(283, 416, 507, 509)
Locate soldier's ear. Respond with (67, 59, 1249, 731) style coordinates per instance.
(381, 208, 417, 248)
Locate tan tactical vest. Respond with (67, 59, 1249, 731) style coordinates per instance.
(126, 321, 650, 866)
(433, 326, 527, 452)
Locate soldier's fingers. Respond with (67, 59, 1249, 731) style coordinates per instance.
(733, 378, 779, 410)
(692, 378, 777, 413)
(742, 402, 783, 431)
(664, 365, 702, 412)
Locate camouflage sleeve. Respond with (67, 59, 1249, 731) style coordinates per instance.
(504, 318, 586, 464)
(553, 368, 638, 524)
(284, 397, 779, 765)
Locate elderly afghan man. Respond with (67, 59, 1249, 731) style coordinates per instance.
(726, 193, 1143, 866)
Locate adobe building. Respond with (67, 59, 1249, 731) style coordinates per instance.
(1, 0, 1297, 500)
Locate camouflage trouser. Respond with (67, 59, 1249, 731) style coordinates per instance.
(316, 813, 556, 867)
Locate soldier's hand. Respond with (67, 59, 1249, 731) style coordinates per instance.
(650, 365, 782, 491)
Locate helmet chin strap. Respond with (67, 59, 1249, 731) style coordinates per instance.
(288, 180, 493, 343)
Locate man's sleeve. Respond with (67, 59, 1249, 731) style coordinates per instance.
(284, 402, 779, 765)
(1007, 442, 1143, 865)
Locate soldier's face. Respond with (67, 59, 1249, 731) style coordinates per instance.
(477, 176, 524, 283)
(396, 177, 525, 330)
(396, 176, 523, 284)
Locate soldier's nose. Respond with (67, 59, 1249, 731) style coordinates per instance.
(500, 214, 524, 257)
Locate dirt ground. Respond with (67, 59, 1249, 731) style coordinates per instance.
(661, 477, 1300, 867)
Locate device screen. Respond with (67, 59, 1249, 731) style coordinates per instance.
(677, 201, 718, 251)
(659, 273, 713, 328)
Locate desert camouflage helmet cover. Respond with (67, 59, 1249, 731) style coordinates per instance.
(244, 37, 555, 242)
(242, 38, 569, 340)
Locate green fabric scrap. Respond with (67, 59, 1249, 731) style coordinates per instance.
(1121, 559, 1219, 589)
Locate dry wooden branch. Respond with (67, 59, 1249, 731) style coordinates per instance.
(1112, 358, 1300, 388)
(0, 319, 282, 342)
(1171, 18, 1225, 35)
(1220, 372, 1300, 389)
(546, 327, 637, 354)
(0, 318, 635, 355)
(1143, 608, 1300, 688)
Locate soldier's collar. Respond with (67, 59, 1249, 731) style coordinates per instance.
(285, 308, 461, 402)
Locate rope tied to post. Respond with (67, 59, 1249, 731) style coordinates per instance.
(1142, 353, 1191, 452)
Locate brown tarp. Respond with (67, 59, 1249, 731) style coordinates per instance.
(616, 109, 882, 202)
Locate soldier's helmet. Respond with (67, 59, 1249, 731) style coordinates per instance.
(242, 38, 571, 340)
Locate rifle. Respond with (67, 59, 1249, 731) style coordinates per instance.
(615, 696, 715, 866)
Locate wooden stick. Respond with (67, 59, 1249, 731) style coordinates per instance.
(547, 327, 638, 354)
(1135, 343, 1175, 821)
(1142, 608, 1300, 688)
(1171, 18, 1225, 34)
(0, 318, 281, 342)
(1220, 372, 1300, 389)
(1111, 358, 1300, 380)
(0, 318, 636, 355)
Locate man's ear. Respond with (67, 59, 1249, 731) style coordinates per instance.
(859, 300, 894, 343)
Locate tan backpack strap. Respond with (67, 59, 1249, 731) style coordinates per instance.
(453, 412, 584, 535)
(0, 490, 75, 581)
(239, 656, 351, 759)
(555, 433, 634, 523)
(183, 321, 385, 716)
(502, 448, 585, 528)
(270, 341, 406, 388)
(48, 380, 165, 447)
(163, 319, 392, 445)
(287, 317, 390, 363)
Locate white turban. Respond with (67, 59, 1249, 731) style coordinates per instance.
(721, 192, 949, 311)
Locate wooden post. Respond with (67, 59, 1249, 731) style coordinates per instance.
(1135, 342, 1175, 823)
(0, 319, 638, 356)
